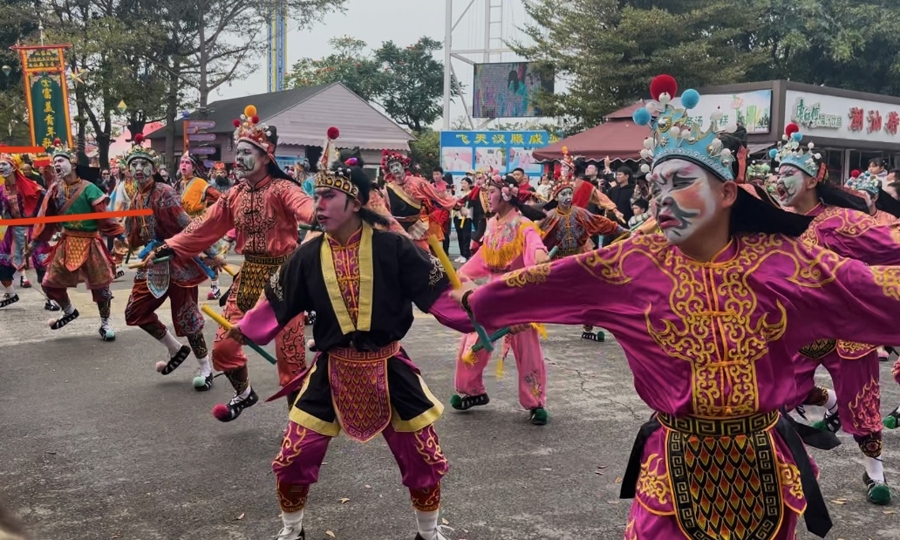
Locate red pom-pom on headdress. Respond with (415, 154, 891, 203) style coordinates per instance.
(133, 133, 144, 144)
(251, 115, 260, 124)
(345, 157, 358, 166)
(650, 75, 677, 101)
(232, 119, 241, 127)
(53, 138, 61, 146)
(785, 122, 800, 136)
(327, 126, 340, 140)
(851, 169, 861, 178)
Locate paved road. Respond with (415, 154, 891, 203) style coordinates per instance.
(2, 263, 900, 540)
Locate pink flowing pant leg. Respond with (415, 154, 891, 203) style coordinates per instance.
(454, 332, 491, 396)
(510, 328, 546, 409)
(272, 421, 332, 512)
(822, 349, 882, 437)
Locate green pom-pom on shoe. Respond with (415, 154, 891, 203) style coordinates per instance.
(530, 408, 549, 426)
(193, 376, 207, 388)
(884, 415, 899, 430)
(811, 420, 827, 431)
(449, 394, 462, 409)
(868, 482, 892, 505)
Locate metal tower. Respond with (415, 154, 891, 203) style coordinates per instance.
(443, 0, 514, 129)
(267, 0, 288, 93)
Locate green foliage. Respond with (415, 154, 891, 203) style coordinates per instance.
(515, 0, 900, 130)
(409, 129, 440, 174)
(287, 36, 457, 132)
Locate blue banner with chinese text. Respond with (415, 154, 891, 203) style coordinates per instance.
(439, 130, 559, 176)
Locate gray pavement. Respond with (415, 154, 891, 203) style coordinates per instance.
(2, 263, 900, 540)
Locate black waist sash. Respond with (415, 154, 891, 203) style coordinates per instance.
(620, 411, 832, 539)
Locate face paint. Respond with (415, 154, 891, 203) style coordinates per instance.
(234, 141, 264, 180)
(649, 159, 719, 246)
(179, 156, 194, 177)
(774, 165, 808, 207)
(53, 156, 73, 179)
(0, 162, 13, 178)
(129, 158, 154, 186)
(314, 187, 359, 232)
(389, 161, 405, 181)
(557, 187, 574, 209)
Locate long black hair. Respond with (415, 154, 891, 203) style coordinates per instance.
(876, 187, 900, 218)
(256, 126, 300, 186)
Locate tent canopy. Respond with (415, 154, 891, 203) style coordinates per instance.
(533, 102, 648, 162)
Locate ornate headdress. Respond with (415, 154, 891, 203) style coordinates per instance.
(47, 138, 76, 162)
(314, 127, 359, 200)
(769, 123, 824, 179)
(559, 146, 576, 180)
(213, 161, 226, 171)
(746, 162, 771, 181)
(632, 75, 745, 182)
(846, 174, 881, 197)
(381, 150, 410, 171)
(232, 104, 276, 158)
(550, 180, 574, 200)
(123, 133, 158, 166)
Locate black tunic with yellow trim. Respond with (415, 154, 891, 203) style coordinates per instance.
(264, 223, 454, 442)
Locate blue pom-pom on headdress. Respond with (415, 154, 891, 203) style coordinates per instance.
(791, 132, 803, 142)
(681, 89, 700, 110)
(632, 107, 652, 126)
(768, 148, 778, 159)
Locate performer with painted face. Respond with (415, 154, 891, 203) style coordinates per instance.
(448, 75, 900, 540)
(0, 154, 56, 311)
(450, 174, 552, 425)
(123, 136, 223, 391)
(539, 180, 626, 340)
(30, 142, 124, 340)
(150, 105, 314, 421)
(769, 125, 900, 504)
(845, 172, 900, 225)
(177, 152, 225, 301)
(381, 151, 459, 251)
(230, 139, 474, 540)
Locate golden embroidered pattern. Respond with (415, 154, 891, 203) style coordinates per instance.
(575, 233, 635, 285)
(268, 267, 284, 301)
(504, 262, 551, 288)
(800, 205, 875, 246)
(236, 255, 287, 312)
(778, 461, 804, 501)
(328, 356, 392, 443)
(61, 234, 93, 271)
(871, 266, 900, 301)
(636, 453, 671, 506)
(836, 339, 875, 359)
(848, 377, 882, 433)
(667, 430, 782, 540)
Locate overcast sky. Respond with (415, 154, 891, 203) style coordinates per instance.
(215, 0, 532, 126)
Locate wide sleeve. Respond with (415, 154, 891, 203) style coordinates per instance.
(579, 208, 622, 236)
(240, 247, 308, 343)
(395, 234, 472, 332)
(521, 223, 549, 266)
(822, 219, 900, 266)
(458, 248, 492, 280)
(468, 243, 630, 332)
(281, 184, 315, 225)
(590, 187, 620, 214)
(166, 195, 235, 257)
(787, 251, 900, 349)
(415, 179, 458, 210)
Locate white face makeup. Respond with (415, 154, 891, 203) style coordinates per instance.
(53, 156, 73, 179)
(648, 159, 719, 245)
(0, 161, 13, 178)
(129, 157, 154, 186)
(179, 156, 194, 177)
(389, 161, 405, 181)
(234, 141, 265, 179)
(774, 165, 808, 207)
(557, 187, 574, 209)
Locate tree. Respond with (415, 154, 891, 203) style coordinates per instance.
(409, 129, 439, 175)
(0, 0, 39, 145)
(286, 36, 385, 102)
(512, 0, 768, 130)
(287, 36, 458, 132)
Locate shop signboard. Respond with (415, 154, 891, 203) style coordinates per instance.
(439, 130, 560, 175)
(784, 90, 900, 145)
(674, 90, 773, 134)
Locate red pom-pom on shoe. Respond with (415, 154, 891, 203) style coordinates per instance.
(211, 403, 231, 420)
(650, 75, 678, 101)
(327, 126, 340, 140)
(155, 361, 167, 373)
(785, 122, 800, 136)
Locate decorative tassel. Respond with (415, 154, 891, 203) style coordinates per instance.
(532, 323, 548, 340)
(496, 356, 504, 379)
(480, 222, 542, 269)
(462, 349, 478, 366)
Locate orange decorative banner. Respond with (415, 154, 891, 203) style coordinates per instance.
(11, 45, 74, 150)
(0, 209, 152, 227)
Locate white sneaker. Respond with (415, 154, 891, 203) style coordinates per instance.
(275, 526, 304, 540)
(454, 256, 466, 263)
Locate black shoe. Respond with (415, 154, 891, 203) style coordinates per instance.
(213, 389, 259, 422)
(0, 294, 19, 308)
(44, 300, 60, 311)
(275, 526, 305, 540)
(19, 276, 31, 288)
(192, 373, 214, 392)
(161, 345, 192, 375)
(115, 269, 125, 279)
(50, 309, 79, 329)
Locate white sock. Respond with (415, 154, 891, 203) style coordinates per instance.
(196, 355, 212, 378)
(63, 304, 75, 315)
(101, 317, 112, 328)
(823, 390, 838, 414)
(12, 271, 20, 282)
(282, 509, 303, 530)
(415, 509, 439, 538)
(4, 284, 15, 295)
(211, 279, 219, 289)
(865, 456, 885, 483)
(158, 331, 183, 356)
(238, 385, 252, 399)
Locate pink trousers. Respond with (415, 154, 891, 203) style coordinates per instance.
(273, 421, 448, 513)
(624, 499, 799, 540)
(454, 327, 546, 409)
